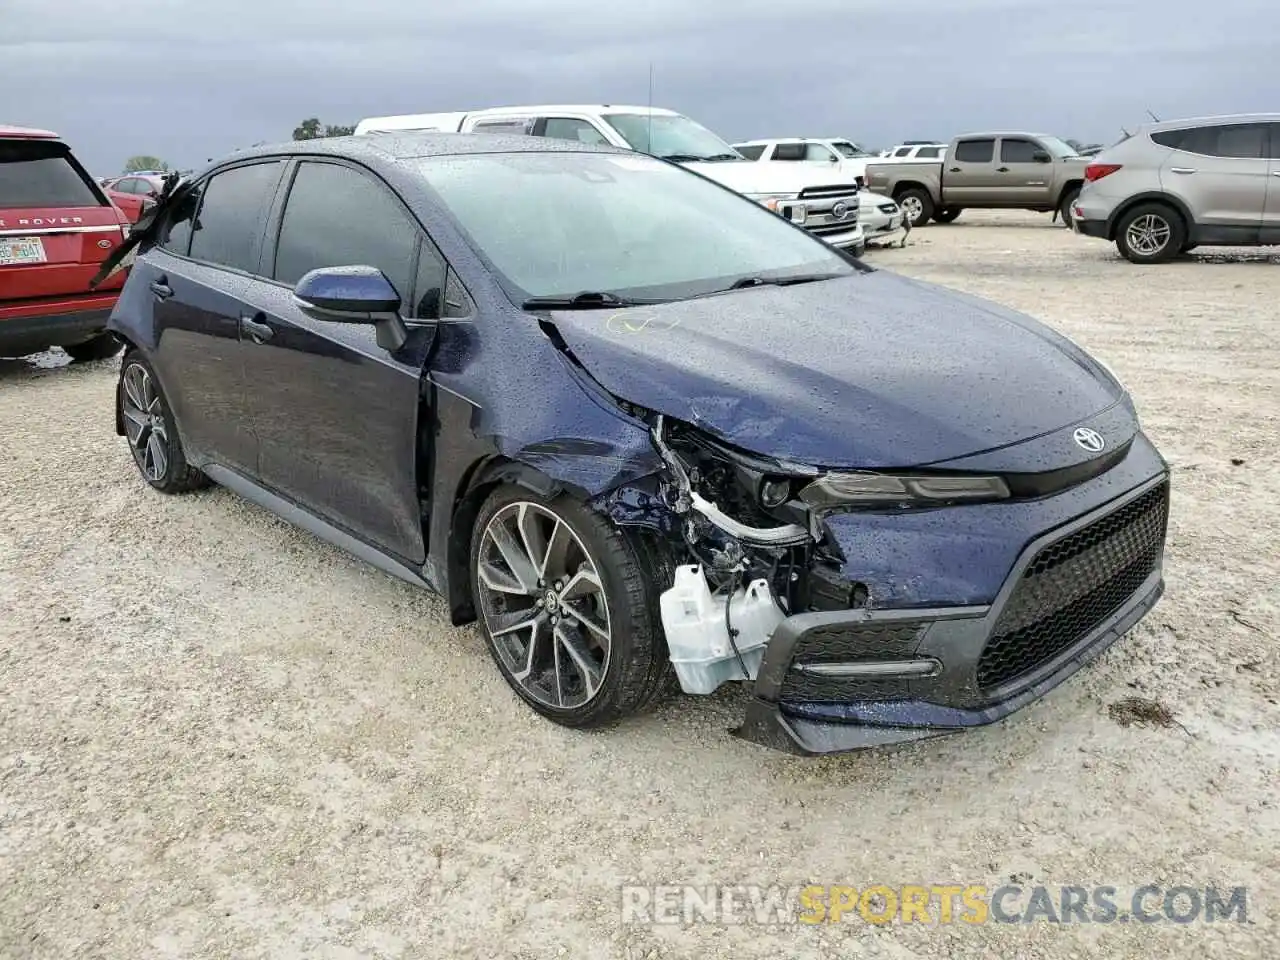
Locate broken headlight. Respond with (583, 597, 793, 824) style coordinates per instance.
(798, 472, 1010, 509)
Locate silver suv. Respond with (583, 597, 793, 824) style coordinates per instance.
(1072, 113, 1279, 263)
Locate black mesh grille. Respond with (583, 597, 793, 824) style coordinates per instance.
(781, 622, 925, 702)
(976, 483, 1169, 692)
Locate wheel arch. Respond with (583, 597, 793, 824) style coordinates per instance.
(891, 180, 930, 200)
(1105, 192, 1193, 241)
(445, 456, 573, 626)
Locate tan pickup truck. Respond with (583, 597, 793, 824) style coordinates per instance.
(863, 132, 1090, 227)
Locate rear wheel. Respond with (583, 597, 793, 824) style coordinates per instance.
(470, 487, 672, 728)
(64, 333, 123, 363)
(932, 207, 962, 224)
(117, 350, 209, 494)
(1115, 203, 1185, 264)
(897, 188, 935, 227)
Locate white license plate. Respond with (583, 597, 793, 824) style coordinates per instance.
(0, 237, 47, 266)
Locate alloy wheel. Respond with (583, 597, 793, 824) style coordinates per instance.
(475, 501, 612, 709)
(120, 362, 169, 482)
(1125, 214, 1171, 257)
(900, 195, 923, 223)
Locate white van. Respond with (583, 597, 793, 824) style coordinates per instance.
(354, 105, 865, 253)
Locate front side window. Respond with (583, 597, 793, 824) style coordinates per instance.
(803, 144, 837, 162)
(735, 144, 766, 160)
(894, 147, 911, 157)
(916, 146, 942, 158)
(541, 118, 610, 145)
(771, 143, 806, 162)
(830, 141, 871, 158)
(187, 161, 284, 273)
(417, 151, 854, 303)
(602, 113, 742, 161)
(954, 139, 994, 163)
(1166, 123, 1268, 159)
(999, 139, 1040, 163)
(0, 139, 104, 209)
(272, 161, 417, 303)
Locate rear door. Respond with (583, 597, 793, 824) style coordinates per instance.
(130, 159, 286, 473)
(1157, 122, 1267, 243)
(0, 137, 127, 300)
(242, 158, 446, 564)
(942, 137, 998, 204)
(994, 137, 1055, 206)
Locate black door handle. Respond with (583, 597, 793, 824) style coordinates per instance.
(997, 166, 1010, 172)
(241, 315, 274, 342)
(948, 167, 961, 172)
(149, 280, 173, 299)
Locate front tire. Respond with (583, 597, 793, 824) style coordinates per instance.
(64, 333, 123, 363)
(469, 486, 672, 728)
(117, 350, 209, 494)
(1115, 203, 1185, 264)
(897, 187, 935, 227)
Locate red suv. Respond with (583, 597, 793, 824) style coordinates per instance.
(1, 125, 130, 361)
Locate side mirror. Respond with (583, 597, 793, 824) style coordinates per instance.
(292, 265, 409, 352)
(1032, 150, 1052, 163)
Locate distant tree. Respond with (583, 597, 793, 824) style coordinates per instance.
(124, 155, 170, 173)
(292, 118, 356, 140)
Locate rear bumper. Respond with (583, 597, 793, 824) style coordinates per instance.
(1074, 217, 1109, 239)
(0, 296, 117, 355)
(733, 473, 1169, 754)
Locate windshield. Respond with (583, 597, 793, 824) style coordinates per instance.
(831, 140, 872, 158)
(1039, 136, 1082, 158)
(417, 152, 854, 302)
(602, 113, 743, 161)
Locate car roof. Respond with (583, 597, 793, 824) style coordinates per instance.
(734, 137, 829, 146)
(0, 124, 60, 139)
(953, 132, 1054, 140)
(217, 130, 636, 166)
(1140, 112, 1280, 131)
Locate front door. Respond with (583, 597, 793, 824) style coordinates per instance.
(993, 137, 1055, 207)
(239, 159, 449, 565)
(1162, 121, 1267, 244)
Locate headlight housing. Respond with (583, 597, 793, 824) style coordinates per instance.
(798, 472, 1010, 510)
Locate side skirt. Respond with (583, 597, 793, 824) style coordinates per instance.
(202, 464, 433, 591)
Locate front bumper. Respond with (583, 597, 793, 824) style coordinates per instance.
(733, 472, 1170, 754)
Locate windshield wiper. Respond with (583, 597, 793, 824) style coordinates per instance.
(521, 291, 661, 310)
(724, 273, 847, 292)
(657, 153, 716, 163)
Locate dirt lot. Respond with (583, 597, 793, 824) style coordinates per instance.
(1, 211, 1277, 959)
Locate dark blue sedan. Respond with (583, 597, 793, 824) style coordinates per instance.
(94, 132, 1169, 754)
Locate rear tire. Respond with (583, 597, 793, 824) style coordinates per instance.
(469, 485, 673, 729)
(932, 207, 962, 224)
(1114, 202, 1185, 264)
(897, 187, 935, 227)
(64, 333, 123, 363)
(1058, 187, 1081, 229)
(117, 349, 210, 494)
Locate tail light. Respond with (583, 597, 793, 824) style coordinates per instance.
(1084, 163, 1122, 182)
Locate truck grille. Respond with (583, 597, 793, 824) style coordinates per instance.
(794, 183, 860, 238)
(976, 483, 1169, 693)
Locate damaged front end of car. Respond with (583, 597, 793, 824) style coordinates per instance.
(581, 406, 1169, 756)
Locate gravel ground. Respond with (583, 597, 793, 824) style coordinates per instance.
(2, 211, 1277, 959)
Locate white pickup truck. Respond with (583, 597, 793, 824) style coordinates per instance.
(354, 104, 865, 254)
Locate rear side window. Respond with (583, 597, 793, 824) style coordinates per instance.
(1153, 123, 1267, 159)
(772, 143, 806, 161)
(954, 139, 995, 163)
(187, 161, 284, 273)
(0, 139, 104, 209)
(735, 144, 765, 160)
(272, 161, 418, 305)
(472, 119, 533, 135)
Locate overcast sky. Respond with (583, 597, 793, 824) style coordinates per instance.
(5, 0, 1276, 174)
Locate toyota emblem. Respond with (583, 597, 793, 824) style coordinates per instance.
(831, 201, 850, 220)
(1073, 427, 1105, 453)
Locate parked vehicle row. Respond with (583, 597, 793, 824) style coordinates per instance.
(81, 128, 1169, 756)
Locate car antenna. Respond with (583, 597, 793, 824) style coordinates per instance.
(1146, 109, 1161, 122)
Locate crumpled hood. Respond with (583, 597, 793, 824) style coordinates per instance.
(682, 159, 851, 196)
(548, 271, 1124, 469)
